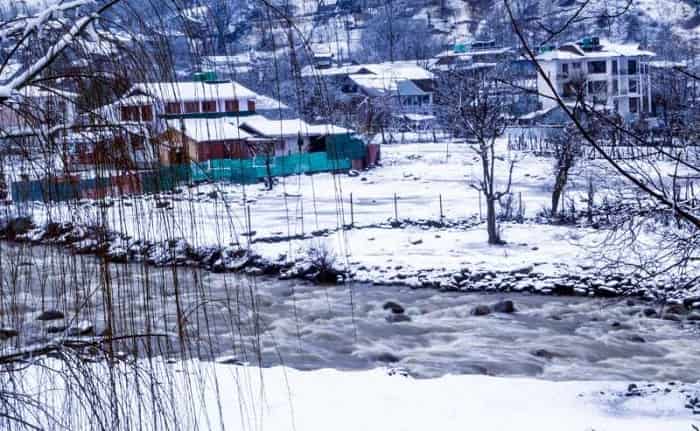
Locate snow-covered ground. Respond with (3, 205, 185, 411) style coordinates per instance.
(14, 359, 700, 431)
(13, 138, 696, 283)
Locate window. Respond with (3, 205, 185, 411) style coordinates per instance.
(613, 100, 619, 112)
(572, 62, 581, 70)
(224, 99, 239, 112)
(612, 60, 618, 75)
(247, 99, 256, 112)
(588, 61, 606, 74)
(141, 105, 153, 122)
(628, 59, 638, 75)
(165, 102, 181, 114)
(120, 106, 140, 121)
(202, 100, 217, 112)
(612, 80, 619, 95)
(629, 78, 638, 93)
(184, 101, 200, 113)
(629, 97, 639, 113)
(587, 80, 607, 95)
(561, 63, 569, 75)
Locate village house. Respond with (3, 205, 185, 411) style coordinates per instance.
(301, 61, 435, 115)
(431, 40, 515, 73)
(0, 85, 78, 154)
(535, 37, 655, 121)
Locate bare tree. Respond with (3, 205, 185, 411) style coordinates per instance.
(437, 68, 515, 244)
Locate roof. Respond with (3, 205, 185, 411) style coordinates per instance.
(536, 40, 655, 61)
(254, 94, 290, 111)
(239, 115, 351, 138)
(301, 61, 434, 81)
(239, 115, 312, 138)
(165, 117, 252, 142)
(131, 81, 257, 103)
(14, 85, 77, 100)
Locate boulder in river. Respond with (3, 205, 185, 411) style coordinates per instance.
(531, 349, 562, 360)
(471, 305, 491, 316)
(493, 300, 516, 313)
(37, 310, 65, 321)
(0, 328, 19, 339)
(383, 301, 405, 314)
(664, 304, 687, 315)
(386, 314, 412, 323)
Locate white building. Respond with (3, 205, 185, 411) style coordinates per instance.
(535, 38, 655, 121)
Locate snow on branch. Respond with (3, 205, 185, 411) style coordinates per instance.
(0, 0, 120, 100)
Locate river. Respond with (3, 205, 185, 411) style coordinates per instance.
(1, 242, 697, 381)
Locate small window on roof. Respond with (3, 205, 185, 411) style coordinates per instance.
(247, 99, 256, 112)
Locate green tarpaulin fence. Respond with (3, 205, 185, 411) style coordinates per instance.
(191, 151, 353, 183)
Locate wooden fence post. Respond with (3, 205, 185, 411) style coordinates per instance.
(439, 194, 444, 222)
(350, 192, 355, 227)
(394, 193, 399, 222)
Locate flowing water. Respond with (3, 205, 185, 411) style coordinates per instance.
(1, 242, 697, 381)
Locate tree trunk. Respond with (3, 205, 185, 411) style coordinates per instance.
(486, 196, 501, 244)
(551, 169, 569, 216)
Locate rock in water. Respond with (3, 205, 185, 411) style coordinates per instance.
(383, 301, 405, 314)
(0, 328, 18, 339)
(37, 310, 65, 321)
(471, 305, 491, 316)
(386, 314, 411, 323)
(493, 300, 516, 313)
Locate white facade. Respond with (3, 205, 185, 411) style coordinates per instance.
(536, 40, 655, 121)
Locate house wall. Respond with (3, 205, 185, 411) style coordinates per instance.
(539, 56, 653, 121)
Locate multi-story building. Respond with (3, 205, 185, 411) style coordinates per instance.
(535, 38, 655, 121)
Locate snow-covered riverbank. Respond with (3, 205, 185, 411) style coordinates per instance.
(10, 358, 699, 431)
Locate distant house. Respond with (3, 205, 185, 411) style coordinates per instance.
(159, 117, 253, 166)
(0, 85, 78, 153)
(431, 40, 515, 73)
(109, 80, 259, 126)
(535, 37, 655, 121)
(301, 61, 435, 115)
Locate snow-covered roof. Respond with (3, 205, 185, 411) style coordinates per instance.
(132, 81, 257, 103)
(16, 85, 77, 100)
(239, 115, 351, 139)
(254, 94, 290, 111)
(301, 61, 434, 81)
(165, 117, 252, 142)
(536, 40, 655, 61)
(436, 46, 513, 59)
(239, 115, 312, 139)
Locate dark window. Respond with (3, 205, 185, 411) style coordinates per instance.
(612, 60, 618, 75)
(628, 59, 638, 75)
(247, 99, 256, 112)
(561, 63, 569, 75)
(224, 99, 239, 112)
(141, 105, 153, 121)
(629, 79, 638, 93)
(202, 100, 217, 112)
(184, 102, 200, 113)
(587, 80, 607, 94)
(165, 102, 181, 114)
(612, 80, 619, 94)
(588, 61, 606, 74)
(629, 97, 639, 113)
(121, 106, 140, 121)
